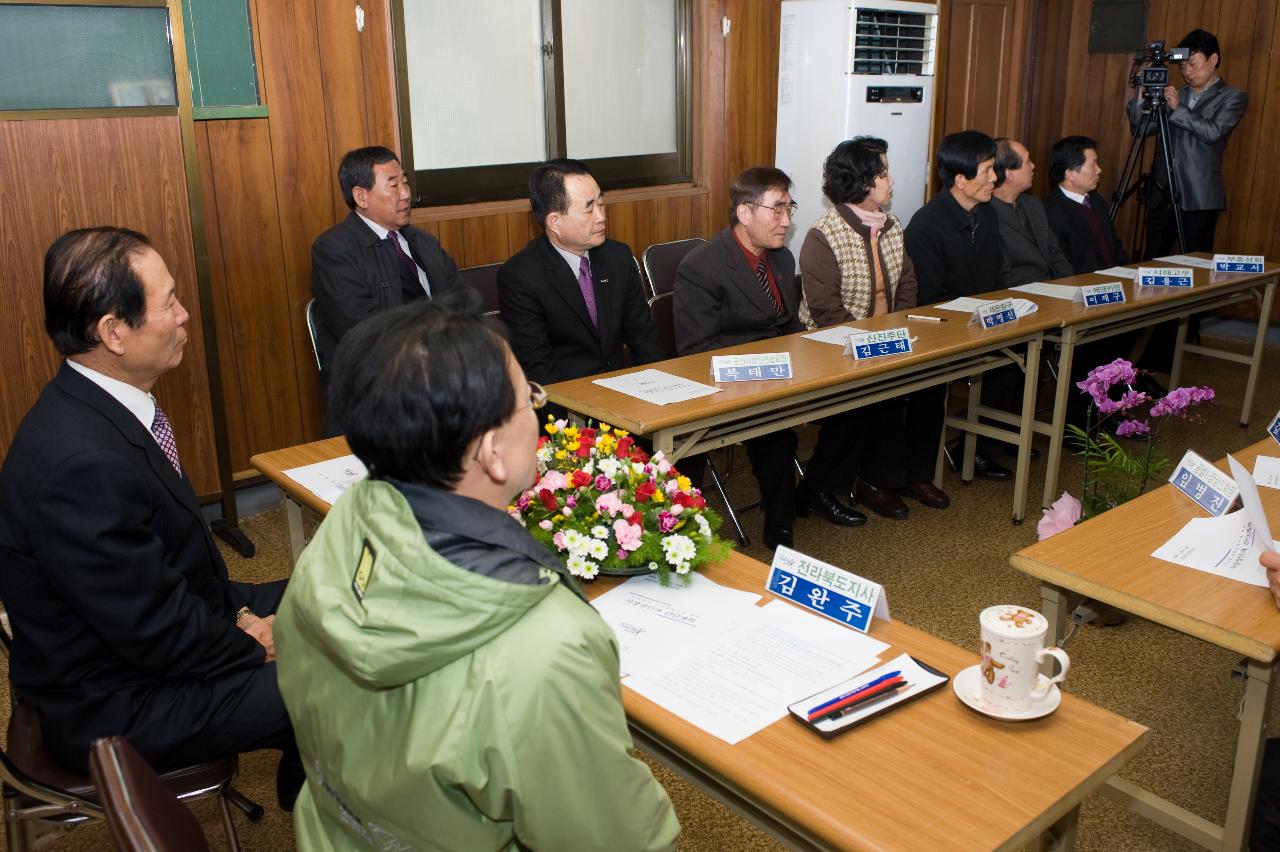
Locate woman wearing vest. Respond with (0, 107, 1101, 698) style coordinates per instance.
(797, 137, 951, 521)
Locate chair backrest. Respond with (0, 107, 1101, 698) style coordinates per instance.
(305, 298, 322, 372)
(90, 737, 210, 852)
(642, 238, 705, 299)
(460, 262, 503, 315)
(649, 292, 677, 360)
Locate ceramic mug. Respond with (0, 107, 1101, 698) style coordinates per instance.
(978, 605, 1069, 712)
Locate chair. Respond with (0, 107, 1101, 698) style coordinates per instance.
(89, 736, 210, 852)
(304, 298, 322, 372)
(642, 238, 705, 299)
(460, 262, 503, 316)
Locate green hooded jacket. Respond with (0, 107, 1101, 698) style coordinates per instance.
(275, 479, 679, 851)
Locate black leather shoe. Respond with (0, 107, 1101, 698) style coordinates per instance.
(762, 526, 794, 550)
(899, 481, 951, 509)
(855, 480, 908, 520)
(796, 484, 868, 527)
(972, 454, 1012, 481)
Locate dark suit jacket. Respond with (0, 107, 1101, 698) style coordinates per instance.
(992, 193, 1074, 288)
(672, 227, 804, 355)
(497, 235, 663, 384)
(904, 190, 1003, 305)
(1043, 188, 1131, 275)
(1127, 79, 1248, 211)
(310, 211, 462, 373)
(0, 365, 266, 766)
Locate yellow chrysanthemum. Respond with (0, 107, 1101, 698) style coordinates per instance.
(614, 429, 629, 438)
(564, 426, 579, 439)
(651, 490, 664, 503)
(544, 423, 559, 435)
(554, 450, 568, 460)
(676, 476, 692, 493)
(599, 423, 612, 433)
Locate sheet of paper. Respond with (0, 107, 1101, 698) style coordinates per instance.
(1152, 511, 1278, 587)
(283, 454, 367, 506)
(1157, 254, 1216, 269)
(1010, 297, 1039, 317)
(934, 297, 991, 313)
(624, 599, 888, 744)
(591, 572, 762, 678)
(1254, 455, 1280, 490)
(1229, 455, 1275, 553)
(803, 325, 865, 346)
(592, 369, 721, 406)
(1011, 282, 1080, 300)
(1096, 266, 1138, 279)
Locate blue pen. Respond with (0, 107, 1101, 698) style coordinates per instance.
(808, 670, 901, 716)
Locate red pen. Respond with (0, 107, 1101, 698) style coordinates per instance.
(807, 675, 906, 721)
(819, 682, 910, 721)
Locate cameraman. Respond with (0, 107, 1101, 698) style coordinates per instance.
(1126, 29, 1248, 257)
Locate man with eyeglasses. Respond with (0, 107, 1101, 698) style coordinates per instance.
(275, 292, 679, 851)
(673, 166, 866, 551)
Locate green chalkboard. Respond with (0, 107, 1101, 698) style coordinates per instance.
(182, 0, 266, 118)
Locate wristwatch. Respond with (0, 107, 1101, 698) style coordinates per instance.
(235, 606, 254, 625)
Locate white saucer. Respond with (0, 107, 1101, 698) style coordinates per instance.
(952, 663, 1061, 721)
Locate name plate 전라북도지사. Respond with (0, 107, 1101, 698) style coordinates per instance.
(1213, 254, 1265, 273)
(971, 298, 1017, 329)
(843, 327, 912, 361)
(1136, 266, 1194, 288)
(1170, 449, 1241, 516)
(709, 353, 792, 383)
(1075, 281, 1126, 308)
(766, 545, 889, 633)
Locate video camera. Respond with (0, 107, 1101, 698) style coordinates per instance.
(1131, 41, 1192, 105)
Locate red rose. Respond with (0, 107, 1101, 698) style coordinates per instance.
(628, 512, 643, 527)
(692, 494, 706, 509)
(538, 489, 559, 511)
(672, 492, 693, 508)
(635, 481, 657, 503)
(576, 444, 591, 458)
(615, 436, 634, 457)
(578, 428, 597, 443)
(537, 435, 548, 449)
(571, 470, 592, 488)
(631, 449, 650, 464)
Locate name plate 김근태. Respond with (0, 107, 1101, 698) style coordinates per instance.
(1075, 281, 1126, 308)
(1136, 266, 1194, 288)
(766, 545, 889, 633)
(1213, 253, 1265, 273)
(843, 327, 913, 361)
(1170, 449, 1241, 516)
(972, 298, 1017, 329)
(709, 352, 793, 383)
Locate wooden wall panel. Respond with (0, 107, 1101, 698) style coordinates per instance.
(940, 0, 1030, 139)
(724, 0, 781, 178)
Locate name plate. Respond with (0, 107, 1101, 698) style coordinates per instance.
(972, 298, 1017, 329)
(843, 327, 912, 360)
(1169, 449, 1241, 516)
(1137, 266, 1194, 288)
(1268, 409, 1280, 447)
(1213, 254, 1265, 273)
(710, 353, 792, 383)
(767, 546, 889, 633)
(1075, 281, 1126, 307)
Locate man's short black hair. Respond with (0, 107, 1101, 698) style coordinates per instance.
(43, 227, 152, 357)
(729, 166, 792, 225)
(338, 146, 401, 211)
(1048, 135, 1098, 185)
(1177, 29, 1221, 64)
(822, 137, 888, 205)
(935, 130, 997, 187)
(528, 159, 593, 226)
(328, 290, 516, 489)
(992, 138, 1023, 189)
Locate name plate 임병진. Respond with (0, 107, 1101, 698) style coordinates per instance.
(1137, 266, 1194, 288)
(1170, 449, 1241, 516)
(766, 546, 889, 633)
(843, 327, 912, 361)
(1269, 409, 1280, 447)
(1075, 281, 1126, 308)
(972, 298, 1017, 329)
(1214, 254, 1265, 273)
(710, 353, 792, 383)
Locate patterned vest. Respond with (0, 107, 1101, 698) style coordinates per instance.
(799, 207, 906, 326)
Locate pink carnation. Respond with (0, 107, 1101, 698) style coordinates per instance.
(538, 519, 554, 531)
(595, 492, 624, 517)
(658, 510, 678, 533)
(552, 531, 567, 551)
(1037, 492, 1082, 541)
(537, 470, 569, 492)
(594, 474, 615, 492)
(613, 519, 643, 551)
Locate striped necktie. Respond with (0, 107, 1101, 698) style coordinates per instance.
(755, 255, 781, 315)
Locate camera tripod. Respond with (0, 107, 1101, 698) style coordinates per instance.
(1110, 85, 1187, 255)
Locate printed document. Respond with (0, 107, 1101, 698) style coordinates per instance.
(803, 326, 865, 347)
(934, 296, 1038, 316)
(1096, 266, 1138, 279)
(1010, 282, 1080, 300)
(1253, 455, 1280, 490)
(283, 455, 367, 506)
(1157, 254, 1216, 269)
(1152, 510, 1276, 588)
(592, 369, 721, 405)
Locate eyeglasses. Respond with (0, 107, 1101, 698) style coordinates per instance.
(749, 201, 798, 221)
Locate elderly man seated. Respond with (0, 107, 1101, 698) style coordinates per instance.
(274, 292, 679, 851)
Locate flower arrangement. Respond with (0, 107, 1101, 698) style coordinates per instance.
(510, 418, 732, 583)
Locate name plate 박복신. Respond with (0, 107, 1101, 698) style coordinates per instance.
(843, 327, 912, 361)
(710, 353, 792, 383)
(766, 546, 889, 633)
(1075, 281, 1126, 307)
(1213, 254, 1265, 273)
(1170, 449, 1241, 516)
(972, 299, 1017, 329)
(1136, 266, 1194, 288)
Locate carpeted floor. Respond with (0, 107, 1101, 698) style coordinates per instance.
(5, 332, 1278, 851)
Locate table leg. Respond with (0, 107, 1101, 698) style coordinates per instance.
(1222, 659, 1275, 851)
(284, 495, 306, 566)
(1011, 336, 1041, 524)
(962, 374, 980, 482)
(1042, 331, 1076, 509)
(1033, 805, 1080, 852)
(1039, 584, 1074, 678)
(1239, 280, 1275, 427)
(1168, 316, 1190, 392)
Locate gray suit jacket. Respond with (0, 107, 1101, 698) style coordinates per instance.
(991, 194, 1074, 288)
(1127, 79, 1247, 211)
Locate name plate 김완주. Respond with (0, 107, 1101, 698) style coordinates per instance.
(1269, 409, 1280, 447)
(1075, 281, 1126, 308)
(972, 298, 1017, 329)
(1170, 449, 1241, 516)
(1213, 253, 1265, 273)
(1136, 266, 1194, 288)
(766, 545, 889, 633)
(709, 352, 792, 383)
(843, 327, 912, 361)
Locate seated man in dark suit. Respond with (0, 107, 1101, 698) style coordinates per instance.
(674, 167, 866, 550)
(498, 159, 663, 386)
(0, 228, 301, 807)
(310, 146, 461, 380)
(1043, 135, 1130, 276)
(991, 138, 1073, 288)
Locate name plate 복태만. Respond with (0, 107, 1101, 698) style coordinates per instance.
(972, 299, 1017, 329)
(1075, 281, 1126, 307)
(1269, 409, 1280, 447)
(1137, 266, 1194, 288)
(766, 546, 889, 633)
(843, 327, 912, 360)
(1170, 449, 1241, 516)
(710, 353, 792, 383)
(1214, 254, 1265, 273)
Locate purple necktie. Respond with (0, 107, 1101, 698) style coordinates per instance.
(151, 405, 182, 477)
(578, 254, 599, 328)
(389, 231, 430, 296)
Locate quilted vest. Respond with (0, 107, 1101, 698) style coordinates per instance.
(800, 207, 906, 324)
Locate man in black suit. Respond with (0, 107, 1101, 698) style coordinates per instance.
(991, 137, 1073, 288)
(498, 159, 663, 386)
(0, 228, 301, 807)
(674, 167, 866, 550)
(1043, 136, 1130, 276)
(310, 146, 461, 378)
